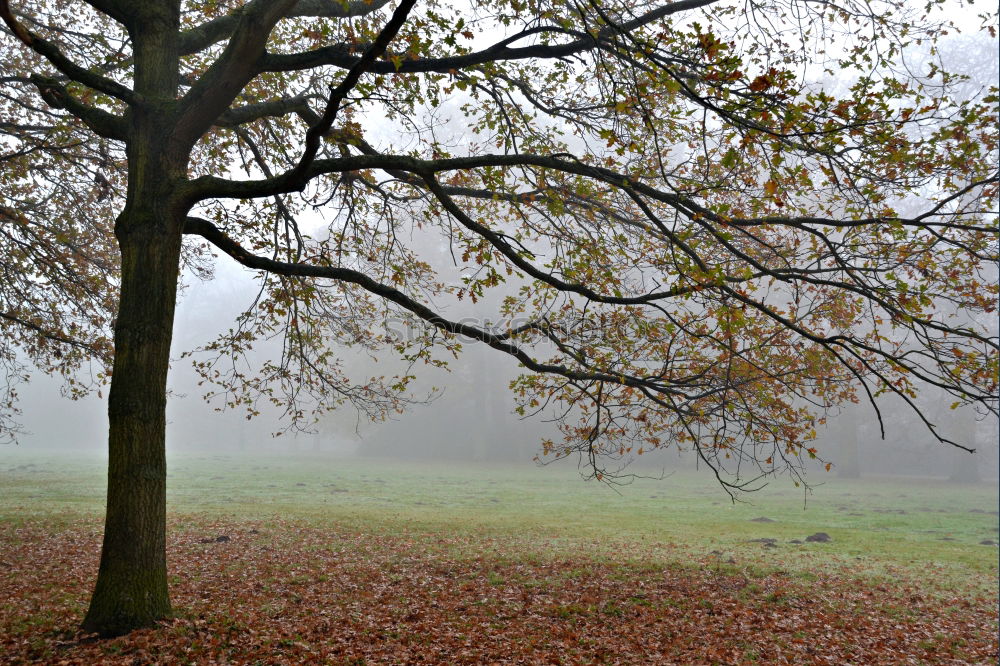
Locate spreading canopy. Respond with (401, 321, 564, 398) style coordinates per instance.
(1, 0, 997, 488)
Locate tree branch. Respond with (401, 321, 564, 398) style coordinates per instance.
(183, 149, 997, 241)
(29, 74, 127, 139)
(79, 0, 134, 26)
(214, 93, 314, 128)
(285, 0, 417, 185)
(183, 215, 688, 396)
(421, 173, 694, 305)
(258, 0, 724, 74)
(183, 152, 632, 201)
(178, 0, 394, 55)
(0, 310, 100, 353)
(0, 0, 138, 105)
(173, 0, 299, 151)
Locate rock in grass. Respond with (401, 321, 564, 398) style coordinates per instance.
(805, 532, 831, 543)
(750, 516, 775, 523)
(979, 539, 997, 546)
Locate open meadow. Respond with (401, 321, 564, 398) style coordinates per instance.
(2, 448, 997, 664)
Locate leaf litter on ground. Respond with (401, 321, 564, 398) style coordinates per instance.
(0, 517, 996, 665)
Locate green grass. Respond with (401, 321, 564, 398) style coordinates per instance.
(1, 447, 997, 594)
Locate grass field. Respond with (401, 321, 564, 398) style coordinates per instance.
(1, 447, 998, 663)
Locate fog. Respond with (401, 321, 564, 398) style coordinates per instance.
(5, 25, 997, 489)
(10, 251, 997, 485)
(9, 253, 563, 463)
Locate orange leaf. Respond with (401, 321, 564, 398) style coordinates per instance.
(748, 74, 771, 92)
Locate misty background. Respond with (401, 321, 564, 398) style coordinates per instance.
(9, 246, 998, 485)
(5, 25, 998, 486)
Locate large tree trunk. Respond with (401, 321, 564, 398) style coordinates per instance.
(81, 5, 184, 636)
(81, 206, 183, 636)
(82, 111, 185, 637)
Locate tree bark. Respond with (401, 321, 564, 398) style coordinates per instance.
(82, 118, 186, 637)
(81, 207, 183, 636)
(81, 3, 185, 636)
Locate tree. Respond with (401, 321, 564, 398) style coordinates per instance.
(0, 0, 996, 636)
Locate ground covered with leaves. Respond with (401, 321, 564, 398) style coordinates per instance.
(1, 516, 996, 665)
